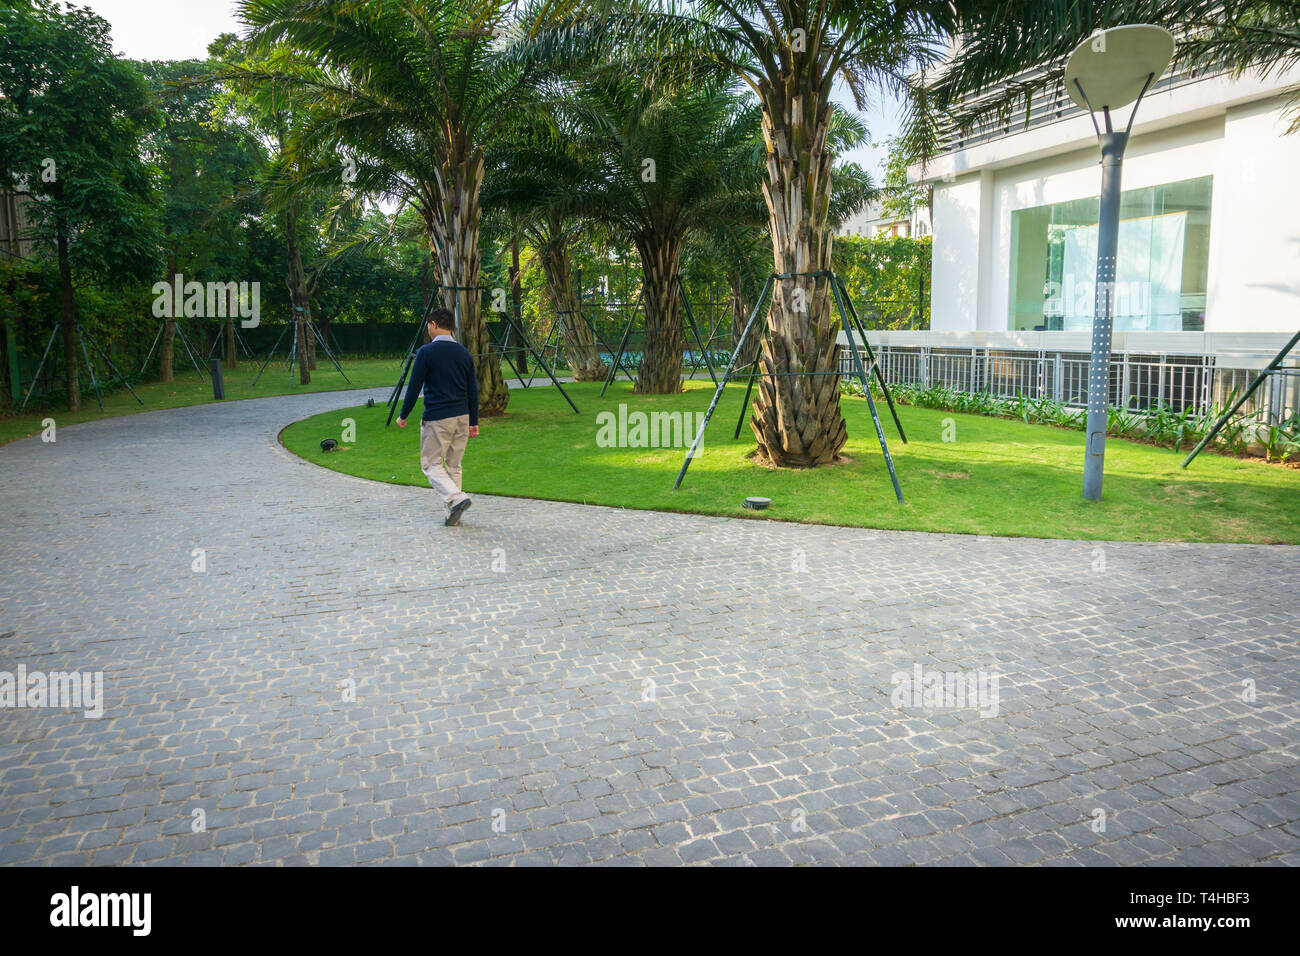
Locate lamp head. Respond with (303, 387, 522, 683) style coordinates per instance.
(1064, 25, 1175, 113)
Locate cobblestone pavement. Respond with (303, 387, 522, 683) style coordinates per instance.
(1, 388, 1297, 866)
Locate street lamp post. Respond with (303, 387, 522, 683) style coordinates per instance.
(1064, 25, 1175, 501)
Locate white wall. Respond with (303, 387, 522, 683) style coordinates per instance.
(927, 92, 1300, 336)
(1210, 96, 1300, 332)
(929, 175, 982, 331)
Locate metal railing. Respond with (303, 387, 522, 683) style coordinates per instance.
(840, 344, 1300, 424)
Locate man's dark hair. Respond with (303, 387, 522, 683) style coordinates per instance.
(428, 307, 455, 332)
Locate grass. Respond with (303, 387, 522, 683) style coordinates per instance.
(0, 358, 406, 447)
(280, 379, 1300, 543)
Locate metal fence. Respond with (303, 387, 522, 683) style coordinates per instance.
(840, 343, 1300, 423)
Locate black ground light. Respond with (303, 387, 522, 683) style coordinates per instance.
(673, 270, 906, 504)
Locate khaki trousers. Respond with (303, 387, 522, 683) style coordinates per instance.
(419, 415, 470, 516)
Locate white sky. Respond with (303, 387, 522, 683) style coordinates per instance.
(79, 0, 901, 181)
(81, 0, 246, 61)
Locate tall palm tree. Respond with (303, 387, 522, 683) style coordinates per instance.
(535, 0, 957, 463)
(557, 74, 766, 393)
(237, 0, 552, 415)
(692, 105, 876, 377)
(482, 103, 609, 380)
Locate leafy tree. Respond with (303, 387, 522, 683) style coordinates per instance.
(875, 134, 925, 224)
(137, 55, 266, 375)
(0, 0, 161, 411)
(832, 234, 930, 329)
(483, 107, 609, 381)
(212, 32, 363, 384)
(551, 75, 766, 392)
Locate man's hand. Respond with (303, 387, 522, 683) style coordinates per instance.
(468, 425, 479, 438)
(396, 417, 406, 429)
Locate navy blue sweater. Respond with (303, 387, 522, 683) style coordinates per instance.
(399, 337, 479, 425)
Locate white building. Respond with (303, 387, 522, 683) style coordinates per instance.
(836, 61, 1300, 420)
(836, 199, 931, 239)
(913, 59, 1300, 343)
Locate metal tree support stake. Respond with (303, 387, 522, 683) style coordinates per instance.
(385, 284, 578, 425)
(673, 270, 905, 504)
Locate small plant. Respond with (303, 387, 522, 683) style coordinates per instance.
(844, 374, 1292, 464)
(1261, 422, 1300, 463)
(1214, 416, 1251, 455)
(1107, 405, 1143, 440)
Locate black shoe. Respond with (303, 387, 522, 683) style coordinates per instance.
(445, 498, 472, 526)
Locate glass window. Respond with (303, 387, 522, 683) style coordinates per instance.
(1008, 175, 1212, 331)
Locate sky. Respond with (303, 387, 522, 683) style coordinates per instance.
(79, 0, 904, 183)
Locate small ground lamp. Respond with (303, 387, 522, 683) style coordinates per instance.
(1064, 25, 1175, 500)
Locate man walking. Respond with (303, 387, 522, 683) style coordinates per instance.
(396, 308, 478, 526)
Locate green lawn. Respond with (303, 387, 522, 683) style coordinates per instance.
(0, 358, 406, 447)
(280, 379, 1300, 543)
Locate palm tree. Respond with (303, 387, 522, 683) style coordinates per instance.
(556, 74, 766, 393)
(692, 105, 876, 376)
(482, 104, 609, 380)
(237, 0, 552, 415)
(536, 0, 957, 463)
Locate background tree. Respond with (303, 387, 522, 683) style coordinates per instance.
(875, 134, 926, 225)
(138, 55, 265, 377)
(555, 74, 765, 392)
(0, 0, 161, 411)
(483, 99, 611, 381)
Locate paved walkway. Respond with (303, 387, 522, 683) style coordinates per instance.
(0, 388, 1297, 866)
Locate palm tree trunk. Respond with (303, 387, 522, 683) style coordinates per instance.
(434, 152, 507, 415)
(285, 224, 311, 386)
(224, 310, 237, 370)
(159, 253, 177, 383)
(633, 231, 684, 394)
(729, 277, 759, 368)
(751, 71, 846, 466)
(508, 232, 529, 378)
(538, 229, 605, 382)
(55, 220, 79, 412)
(306, 302, 318, 371)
